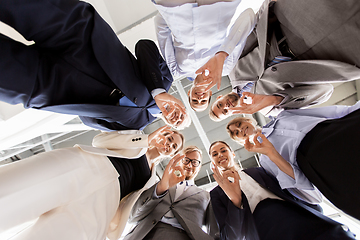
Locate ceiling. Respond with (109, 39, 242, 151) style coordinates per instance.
(0, 0, 359, 186)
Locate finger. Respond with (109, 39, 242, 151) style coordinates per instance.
(174, 103, 187, 114)
(171, 154, 185, 167)
(204, 81, 217, 92)
(158, 103, 169, 116)
(195, 65, 206, 75)
(159, 125, 171, 133)
(244, 137, 252, 150)
(253, 133, 262, 146)
(216, 77, 221, 90)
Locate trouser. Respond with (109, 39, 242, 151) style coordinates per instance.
(0, 147, 120, 240)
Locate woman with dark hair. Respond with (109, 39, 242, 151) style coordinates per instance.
(209, 140, 355, 240)
(0, 126, 184, 240)
(226, 100, 360, 220)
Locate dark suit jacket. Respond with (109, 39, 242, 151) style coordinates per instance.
(124, 183, 218, 240)
(0, 0, 172, 131)
(210, 167, 355, 240)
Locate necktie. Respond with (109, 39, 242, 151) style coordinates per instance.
(268, 56, 292, 67)
(235, 81, 254, 98)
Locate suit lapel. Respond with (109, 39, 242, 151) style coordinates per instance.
(174, 185, 202, 203)
(169, 186, 176, 203)
(256, 1, 270, 76)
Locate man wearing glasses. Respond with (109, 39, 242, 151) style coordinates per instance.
(124, 146, 218, 240)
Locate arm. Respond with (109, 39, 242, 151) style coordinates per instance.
(154, 13, 179, 77)
(229, 92, 284, 115)
(210, 187, 249, 240)
(244, 133, 295, 179)
(204, 201, 220, 238)
(128, 183, 164, 223)
(196, 9, 256, 91)
(271, 84, 334, 110)
(92, 130, 148, 149)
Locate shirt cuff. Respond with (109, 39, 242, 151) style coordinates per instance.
(151, 88, 166, 99)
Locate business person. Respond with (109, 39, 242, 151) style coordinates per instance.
(210, 0, 360, 120)
(124, 146, 218, 240)
(0, 126, 184, 240)
(226, 100, 360, 220)
(153, 0, 256, 111)
(209, 141, 355, 240)
(0, 0, 190, 131)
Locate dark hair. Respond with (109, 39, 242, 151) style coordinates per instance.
(208, 140, 234, 155)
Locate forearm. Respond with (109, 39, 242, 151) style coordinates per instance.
(266, 150, 295, 179)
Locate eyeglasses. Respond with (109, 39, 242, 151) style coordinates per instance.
(182, 157, 201, 167)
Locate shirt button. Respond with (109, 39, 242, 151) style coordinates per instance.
(152, 220, 157, 225)
(271, 66, 277, 72)
(134, 98, 137, 103)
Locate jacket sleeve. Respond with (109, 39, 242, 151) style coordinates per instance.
(210, 187, 251, 240)
(272, 83, 333, 109)
(154, 13, 179, 77)
(204, 201, 220, 239)
(128, 183, 165, 223)
(92, 130, 148, 159)
(219, 8, 256, 76)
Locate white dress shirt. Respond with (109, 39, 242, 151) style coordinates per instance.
(153, 0, 256, 79)
(260, 101, 360, 203)
(239, 170, 282, 212)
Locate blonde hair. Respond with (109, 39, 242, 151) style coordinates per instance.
(209, 106, 222, 122)
(226, 116, 260, 145)
(182, 145, 203, 161)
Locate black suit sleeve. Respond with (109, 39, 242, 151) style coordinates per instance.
(135, 39, 173, 93)
(210, 186, 251, 240)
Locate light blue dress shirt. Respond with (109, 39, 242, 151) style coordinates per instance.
(153, 0, 256, 79)
(260, 101, 360, 203)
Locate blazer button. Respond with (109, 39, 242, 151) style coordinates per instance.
(271, 66, 277, 72)
(152, 220, 157, 225)
(138, 137, 141, 140)
(132, 139, 135, 142)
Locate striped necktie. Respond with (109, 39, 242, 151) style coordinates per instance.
(268, 56, 292, 67)
(235, 81, 254, 98)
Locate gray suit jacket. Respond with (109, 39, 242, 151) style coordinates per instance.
(124, 183, 218, 240)
(229, 0, 360, 109)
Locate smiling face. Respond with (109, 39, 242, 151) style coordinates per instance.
(188, 76, 212, 112)
(164, 108, 187, 129)
(158, 132, 183, 156)
(179, 150, 201, 180)
(227, 120, 257, 143)
(210, 92, 240, 120)
(209, 142, 235, 171)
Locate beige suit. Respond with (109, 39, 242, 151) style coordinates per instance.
(0, 130, 156, 240)
(229, 0, 360, 110)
